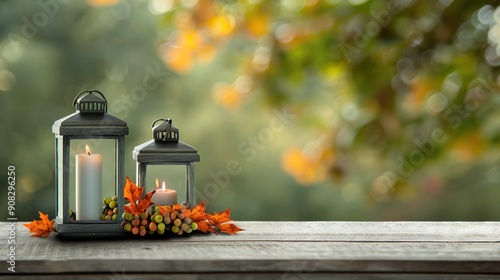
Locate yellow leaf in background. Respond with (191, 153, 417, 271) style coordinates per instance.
(162, 46, 194, 74)
(86, 0, 119, 7)
(450, 131, 486, 162)
(245, 14, 270, 38)
(213, 83, 244, 109)
(207, 15, 235, 37)
(282, 148, 325, 185)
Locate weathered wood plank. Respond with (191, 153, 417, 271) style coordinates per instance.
(5, 221, 500, 242)
(1, 222, 499, 276)
(0, 274, 498, 280)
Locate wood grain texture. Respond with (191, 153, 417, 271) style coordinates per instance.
(1, 222, 499, 277)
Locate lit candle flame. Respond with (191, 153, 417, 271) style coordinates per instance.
(85, 145, 91, 156)
(162, 181, 166, 191)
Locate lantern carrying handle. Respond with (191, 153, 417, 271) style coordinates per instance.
(72, 89, 108, 106)
(151, 118, 172, 128)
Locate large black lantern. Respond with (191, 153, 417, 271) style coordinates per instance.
(52, 90, 128, 236)
(133, 118, 199, 207)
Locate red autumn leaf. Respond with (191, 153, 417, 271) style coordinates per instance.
(23, 211, 56, 237)
(124, 177, 156, 215)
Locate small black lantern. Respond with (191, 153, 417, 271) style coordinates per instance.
(52, 90, 129, 236)
(133, 118, 199, 207)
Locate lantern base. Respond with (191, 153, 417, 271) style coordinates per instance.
(55, 217, 127, 238)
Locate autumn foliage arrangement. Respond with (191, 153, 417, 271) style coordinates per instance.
(24, 177, 243, 237)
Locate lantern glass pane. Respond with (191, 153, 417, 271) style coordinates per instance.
(144, 165, 186, 201)
(68, 139, 117, 221)
(56, 136, 64, 219)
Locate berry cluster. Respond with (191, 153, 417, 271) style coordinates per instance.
(100, 196, 118, 221)
(120, 205, 198, 236)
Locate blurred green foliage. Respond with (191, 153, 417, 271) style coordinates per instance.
(1, 0, 500, 222)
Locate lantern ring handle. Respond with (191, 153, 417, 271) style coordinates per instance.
(72, 89, 108, 106)
(151, 118, 172, 128)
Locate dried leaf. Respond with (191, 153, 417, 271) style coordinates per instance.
(124, 177, 156, 215)
(211, 209, 244, 234)
(217, 223, 244, 235)
(191, 200, 210, 222)
(190, 201, 243, 235)
(23, 211, 56, 237)
(196, 220, 216, 234)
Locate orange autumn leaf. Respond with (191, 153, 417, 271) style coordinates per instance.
(210, 209, 243, 235)
(124, 177, 156, 215)
(217, 223, 244, 235)
(197, 220, 217, 234)
(190, 201, 243, 234)
(191, 200, 211, 222)
(210, 209, 231, 225)
(23, 211, 56, 238)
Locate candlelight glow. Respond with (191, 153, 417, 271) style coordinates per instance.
(85, 145, 91, 156)
(162, 181, 166, 191)
(156, 178, 159, 188)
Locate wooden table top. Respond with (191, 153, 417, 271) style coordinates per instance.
(1, 221, 500, 279)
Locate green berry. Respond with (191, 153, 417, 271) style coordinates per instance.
(185, 228, 193, 234)
(148, 230, 155, 235)
(101, 214, 106, 220)
(112, 195, 118, 201)
(112, 214, 118, 220)
(126, 212, 134, 221)
(139, 212, 148, 220)
(105, 215, 112, 220)
(123, 223, 132, 232)
(154, 205, 160, 213)
(69, 209, 74, 217)
(190, 222, 198, 230)
(103, 197, 112, 206)
(108, 200, 117, 209)
(157, 222, 166, 231)
(171, 225, 179, 233)
(154, 215, 163, 224)
(157, 229, 165, 235)
(113, 207, 118, 214)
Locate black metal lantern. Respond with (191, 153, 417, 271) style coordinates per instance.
(52, 90, 128, 236)
(133, 118, 199, 207)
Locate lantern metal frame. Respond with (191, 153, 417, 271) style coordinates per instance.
(52, 90, 129, 237)
(133, 118, 199, 208)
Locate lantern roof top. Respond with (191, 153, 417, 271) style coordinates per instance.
(133, 140, 200, 163)
(52, 90, 129, 136)
(53, 112, 129, 136)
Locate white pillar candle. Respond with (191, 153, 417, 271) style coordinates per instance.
(151, 179, 177, 206)
(75, 145, 102, 220)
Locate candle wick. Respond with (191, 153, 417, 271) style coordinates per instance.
(87, 151, 91, 156)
